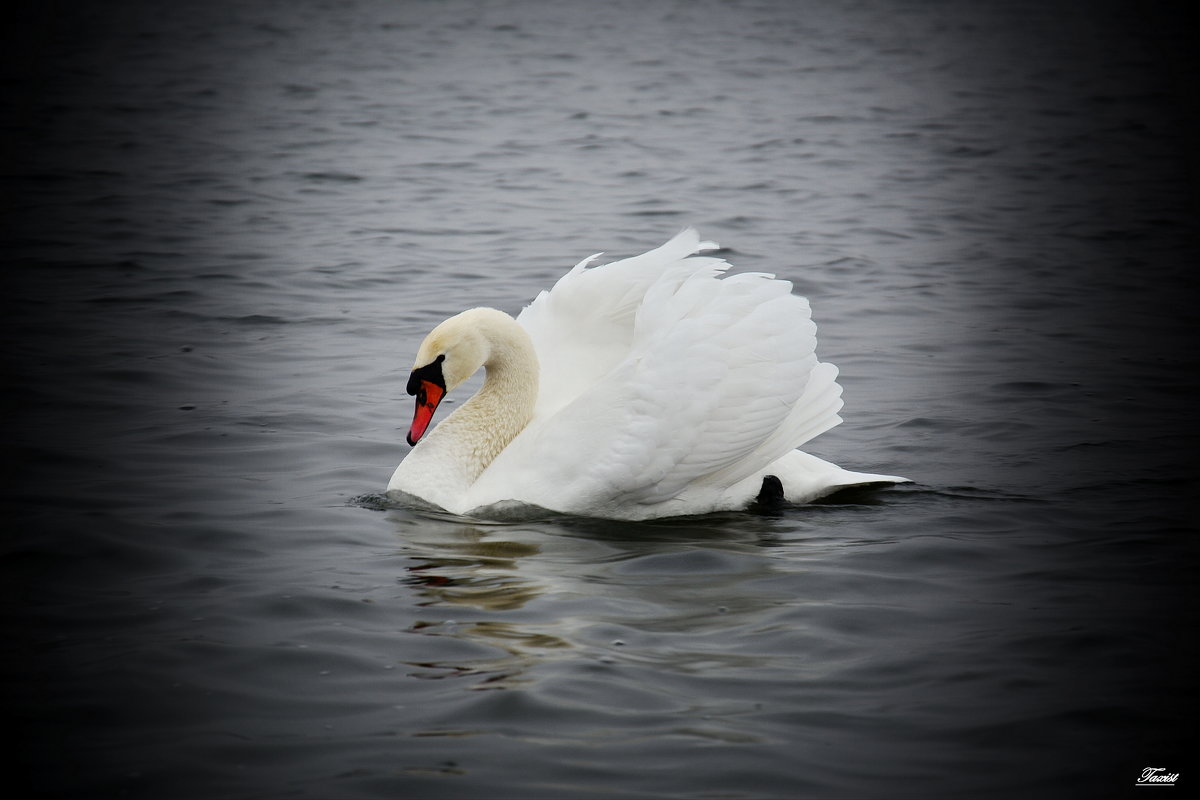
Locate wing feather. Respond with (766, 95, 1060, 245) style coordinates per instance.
(516, 228, 723, 418)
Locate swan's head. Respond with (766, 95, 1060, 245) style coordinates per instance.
(405, 309, 494, 445)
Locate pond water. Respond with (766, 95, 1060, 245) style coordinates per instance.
(4, 0, 1196, 797)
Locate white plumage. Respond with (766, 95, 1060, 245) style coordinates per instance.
(388, 228, 905, 519)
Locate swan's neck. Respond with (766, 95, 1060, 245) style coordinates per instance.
(427, 311, 538, 487)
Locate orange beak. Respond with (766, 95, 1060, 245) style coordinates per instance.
(407, 378, 445, 445)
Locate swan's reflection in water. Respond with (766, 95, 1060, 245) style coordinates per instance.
(387, 508, 797, 692)
(405, 537, 544, 611)
(391, 515, 571, 689)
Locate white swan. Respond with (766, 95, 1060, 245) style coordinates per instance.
(388, 229, 906, 520)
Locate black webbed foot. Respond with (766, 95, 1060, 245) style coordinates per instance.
(749, 474, 785, 514)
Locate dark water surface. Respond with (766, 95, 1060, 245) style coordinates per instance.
(4, 1, 1197, 797)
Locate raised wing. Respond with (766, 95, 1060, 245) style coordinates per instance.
(471, 236, 841, 516)
(516, 228, 720, 420)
